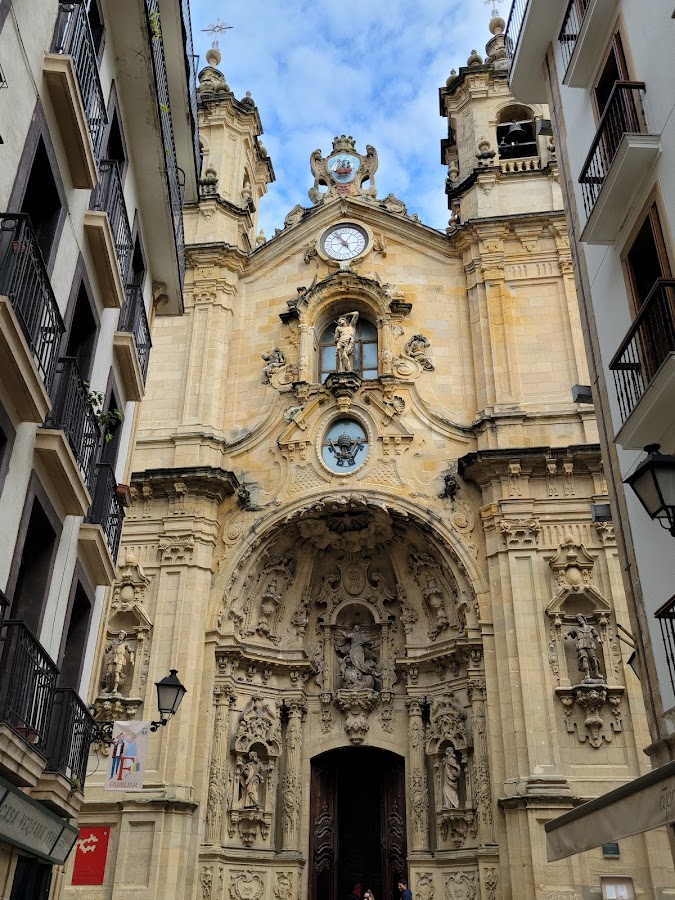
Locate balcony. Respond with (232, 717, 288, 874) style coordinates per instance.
(44, 1, 107, 189)
(506, 0, 568, 103)
(656, 593, 675, 697)
(0, 619, 58, 787)
(114, 285, 152, 401)
(610, 280, 675, 450)
(0, 214, 64, 423)
(559, 0, 619, 88)
(84, 160, 131, 309)
(33, 688, 95, 816)
(37, 357, 100, 516)
(146, 0, 187, 288)
(579, 82, 661, 244)
(79, 463, 124, 586)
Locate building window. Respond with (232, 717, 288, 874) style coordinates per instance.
(319, 318, 378, 382)
(20, 136, 64, 266)
(85, 0, 105, 59)
(102, 88, 127, 180)
(321, 418, 369, 473)
(593, 32, 629, 118)
(600, 876, 635, 899)
(9, 494, 59, 634)
(624, 201, 672, 310)
(64, 280, 99, 381)
(496, 104, 537, 160)
(58, 577, 93, 689)
(9, 856, 52, 900)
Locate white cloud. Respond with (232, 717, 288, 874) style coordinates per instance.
(190, 0, 497, 233)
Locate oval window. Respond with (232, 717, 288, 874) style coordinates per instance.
(321, 419, 369, 473)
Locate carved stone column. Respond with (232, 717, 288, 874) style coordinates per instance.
(406, 697, 429, 851)
(468, 678, 494, 843)
(378, 315, 394, 376)
(281, 698, 307, 852)
(297, 323, 311, 383)
(205, 685, 234, 845)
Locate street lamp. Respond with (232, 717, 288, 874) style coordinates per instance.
(91, 668, 187, 745)
(150, 669, 187, 731)
(624, 444, 675, 536)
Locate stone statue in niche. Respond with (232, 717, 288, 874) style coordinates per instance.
(256, 579, 282, 640)
(335, 625, 380, 690)
(424, 574, 449, 636)
(439, 746, 461, 809)
(241, 751, 264, 808)
(261, 348, 286, 384)
(334, 312, 359, 372)
(565, 615, 603, 682)
(102, 630, 135, 694)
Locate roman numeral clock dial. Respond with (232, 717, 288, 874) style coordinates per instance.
(321, 224, 368, 261)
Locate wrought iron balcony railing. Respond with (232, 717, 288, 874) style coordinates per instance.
(181, 0, 202, 177)
(558, 0, 589, 74)
(45, 357, 101, 492)
(608, 279, 675, 423)
(119, 285, 152, 383)
(86, 463, 124, 562)
(0, 620, 59, 756)
(505, 0, 528, 62)
(91, 159, 133, 283)
(0, 214, 65, 393)
(145, 0, 186, 288)
(579, 81, 648, 219)
(45, 688, 95, 789)
(52, 1, 107, 157)
(656, 594, 675, 695)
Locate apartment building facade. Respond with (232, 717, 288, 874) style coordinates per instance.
(0, 0, 198, 895)
(505, 0, 675, 867)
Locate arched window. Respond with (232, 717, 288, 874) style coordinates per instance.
(319, 317, 378, 382)
(496, 104, 537, 160)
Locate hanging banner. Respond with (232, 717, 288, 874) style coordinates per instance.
(105, 721, 150, 792)
(71, 826, 110, 885)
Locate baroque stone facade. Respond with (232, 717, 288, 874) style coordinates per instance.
(63, 26, 675, 900)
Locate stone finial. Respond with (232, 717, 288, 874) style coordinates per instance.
(205, 46, 221, 66)
(489, 15, 506, 35)
(242, 91, 255, 108)
(256, 229, 266, 247)
(446, 68, 457, 86)
(466, 48, 483, 67)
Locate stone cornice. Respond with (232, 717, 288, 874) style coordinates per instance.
(459, 444, 603, 485)
(130, 466, 239, 499)
(185, 240, 249, 275)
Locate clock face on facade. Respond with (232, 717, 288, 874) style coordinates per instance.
(321, 224, 368, 261)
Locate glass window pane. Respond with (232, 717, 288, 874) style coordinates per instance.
(322, 346, 336, 371)
(353, 344, 361, 371)
(362, 342, 377, 368)
(359, 320, 377, 340)
(321, 325, 336, 344)
(362, 369, 378, 381)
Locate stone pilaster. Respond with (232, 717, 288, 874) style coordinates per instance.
(205, 685, 235, 845)
(281, 698, 307, 852)
(468, 677, 494, 844)
(406, 697, 429, 851)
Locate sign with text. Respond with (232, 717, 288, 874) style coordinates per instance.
(0, 774, 79, 864)
(72, 826, 110, 885)
(104, 721, 150, 791)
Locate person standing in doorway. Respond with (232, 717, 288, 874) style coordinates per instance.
(398, 880, 412, 900)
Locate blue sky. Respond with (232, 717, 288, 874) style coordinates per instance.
(189, 1, 504, 236)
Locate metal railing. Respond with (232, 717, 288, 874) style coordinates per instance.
(558, 0, 587, 73)
(0, 589, 7, 632)
(51, 1, 107, 158)
(609, 279, 675, 423)
(45, 688, 95, 789)
(0, 620, 59, 756)
(91, 160, 133, 283)
(119, 285, 152, 383)
(0, 214, 65, 393)
(46, 357, 101, 492)
(579, 81, 648, 219)
(656, 594, 675, 695)
(505, 0, 529, 62)
(145, 0, 186, 289)
(86, 463, 124, 562)
(181, 0, 202, 177)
